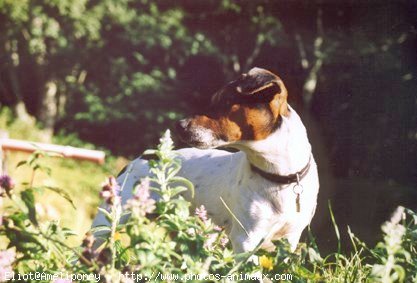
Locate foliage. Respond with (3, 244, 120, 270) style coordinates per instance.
(0, 109, 117, 246)
(1, 0, 415, 185)
(1, 131, 416, 282)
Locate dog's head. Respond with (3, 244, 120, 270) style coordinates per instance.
(176, 67, 289, 149)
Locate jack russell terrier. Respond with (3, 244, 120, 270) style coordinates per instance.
(92, 67, 319, 253)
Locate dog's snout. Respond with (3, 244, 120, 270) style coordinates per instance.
(177, 118, 190, 131)
(176, 119, 192, 139)
(176, 118, 193, 143)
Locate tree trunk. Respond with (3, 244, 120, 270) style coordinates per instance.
(8, 63, 33, 124)
(2, 38, 34, 124)
(37, 80, 58, 141)
(302, 58, 323, 108)
(14, 101, 33, 123)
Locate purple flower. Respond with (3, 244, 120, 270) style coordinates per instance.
(0, 248, 16, 282)
(52, 279, 72, 283)
(219, 235, 229, 247)
(80, 232, 98, 262)
(213, 225, 223, 232)
(195, 205, 208, 222)
(100, 176, 120, 205)
(204, 233, 218, 250)
(82, 232, 95, 249)
(97, 247, 111, 265)
(0, 174, 14, 197)
(125, 178, 155, 218)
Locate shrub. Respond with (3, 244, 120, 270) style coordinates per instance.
(0, 130, 415, 282)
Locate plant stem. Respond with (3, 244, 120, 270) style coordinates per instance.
(110, 201, 121, 280)
(30, 169, 36, 187)
(25, 229, 96, 268)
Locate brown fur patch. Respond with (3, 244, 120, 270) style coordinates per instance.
(190, 69, 289, 142)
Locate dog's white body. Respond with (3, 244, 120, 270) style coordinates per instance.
(92, 105, 319, 252)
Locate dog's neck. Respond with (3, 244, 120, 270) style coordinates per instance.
(234, 107, 312, 176)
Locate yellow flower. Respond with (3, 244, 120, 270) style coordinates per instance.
(114, 232, 122, 241)
(259, 255, 273, 271)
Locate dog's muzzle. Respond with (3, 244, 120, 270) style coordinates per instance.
(176, 118, 202, 146)
(175, 118, 221, 149)
(176, 118, 191, 140)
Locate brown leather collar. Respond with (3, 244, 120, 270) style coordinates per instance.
(250, 155, 312, 184)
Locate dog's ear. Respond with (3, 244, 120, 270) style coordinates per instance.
(236, 67, 289, 116)
(236, 67, 281, 95)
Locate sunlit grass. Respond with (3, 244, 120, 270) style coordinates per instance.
(1, 109, 127, 245)
(5, 151, 124, 246)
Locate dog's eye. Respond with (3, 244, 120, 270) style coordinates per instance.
(230, 104, 240, 112)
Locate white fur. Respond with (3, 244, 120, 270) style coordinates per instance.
(92, 105, 319, 253)
(187, 125, 227, 149)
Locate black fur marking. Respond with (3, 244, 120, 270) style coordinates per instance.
(142, 153, 158, 161)
(237, 70, 279, 95)
(272, 115, 283, 132)
(117, 165, 128, 177)
(210, 82, 280, 110)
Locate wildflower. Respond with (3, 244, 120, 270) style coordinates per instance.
(204, 233, 218, 251)
(100, 176, 120, 206)
(82, 232, 95, 249)
(213, 225, 223, 232)
(97, 248, 111, 265)
(0, 248, 16, 282)
(114, 231, 122, 241)
(186, 228, 196, 236)
(259, 255, 274, 271)
(0, 174, 15, 197)
(219, 235, 229, 247)
(195, 205, 208, 222)
(125, 178, 155, 218)
(81, 232, 97, 261)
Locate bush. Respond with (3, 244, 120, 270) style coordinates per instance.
(0, 131, 416, 282)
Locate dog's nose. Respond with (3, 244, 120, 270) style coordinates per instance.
(176, 118, 190, 133)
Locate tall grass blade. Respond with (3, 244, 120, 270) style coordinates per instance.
(328, 201, 341, 263)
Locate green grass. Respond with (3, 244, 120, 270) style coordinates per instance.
(0, 109, 127, 245)
(8, 154, 111, 244)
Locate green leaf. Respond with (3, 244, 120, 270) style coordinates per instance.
(142, 149, 156, 156)
(90, 225, 112, 235)
(28, 150, 43, 166)
(169, 186, 187, 197)
(117, 243, 131, 265)
(98, 207, 112, 223)
(308, 247, 323, 264)
(166, 163, 181, 180)
(233, 251, 253, 262)
(42, 186, 76, 209)
(295, 265, 316, 278)
(16, 160, 27, 168)
(21, 189, 38, 227)
(170, 176, 194, 198)
(392, 264, 406, 282)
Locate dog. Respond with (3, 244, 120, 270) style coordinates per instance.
(92, 67, 319, 253)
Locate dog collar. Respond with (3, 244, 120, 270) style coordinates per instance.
(250, 155, 312, 185)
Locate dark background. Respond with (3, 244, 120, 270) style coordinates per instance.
(1, 0, 416, 253)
